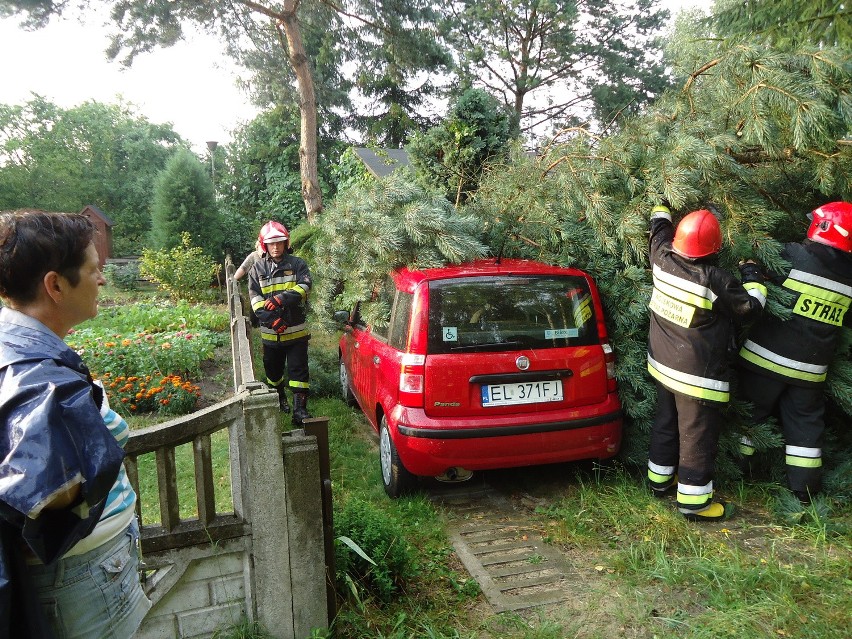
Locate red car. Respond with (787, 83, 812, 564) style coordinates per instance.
(335, 258, 622, 497)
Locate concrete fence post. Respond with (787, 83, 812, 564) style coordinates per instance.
(282, 429, 330, 636)
(241, 387, 295, 638)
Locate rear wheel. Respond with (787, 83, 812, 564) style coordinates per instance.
(379, 417, 415, 498)
(339, 358, 357, 406)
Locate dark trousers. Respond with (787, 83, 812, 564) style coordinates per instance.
(649, 381, 722, 508)
(262, 339, 310, 393)
(738, 367, 824, 494)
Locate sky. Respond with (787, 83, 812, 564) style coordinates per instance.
(0, 1, 710, 153)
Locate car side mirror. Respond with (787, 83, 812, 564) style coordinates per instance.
(333, 310, 352, 329)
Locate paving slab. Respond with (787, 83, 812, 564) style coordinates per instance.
(430, 483, 580, 614)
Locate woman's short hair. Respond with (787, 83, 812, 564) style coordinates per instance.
(0, 210, 96, 303)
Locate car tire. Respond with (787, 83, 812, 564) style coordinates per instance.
(379, 417, 415, 498)
(339, 358, 357, 406)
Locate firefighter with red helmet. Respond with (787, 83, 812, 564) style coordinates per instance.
(647, 204, 766, 521)
(247, 221, 313, 423)
(738, 202, 852, 503)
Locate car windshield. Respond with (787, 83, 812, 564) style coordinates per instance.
(426, 275, 600, 354)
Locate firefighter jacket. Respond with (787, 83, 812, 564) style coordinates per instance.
(248, 252, 313, 346)
(739, 239, 852, 387)
(0, 307, 125, 637)
(647, 207, 767, 403)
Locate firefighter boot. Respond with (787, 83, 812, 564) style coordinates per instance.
(679, 501, 729, 522)
(292, 392, 312, 425)
(277, 386, 290, 414)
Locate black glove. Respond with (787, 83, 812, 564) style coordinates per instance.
(269, 317, 288, 333)
(279, 290, 303, 307)
(738, 260, 764, 284)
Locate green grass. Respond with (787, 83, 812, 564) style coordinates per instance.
(135, 429, 234, 524)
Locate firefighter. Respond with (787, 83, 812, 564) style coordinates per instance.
(248, 221, 313, 424)
(646, 204, 766, 521)
(738, 201, 852, 504)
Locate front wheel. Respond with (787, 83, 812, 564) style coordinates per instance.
(379, 417, 415, 498)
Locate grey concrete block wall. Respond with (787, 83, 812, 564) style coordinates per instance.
(136, 544, 251, 639)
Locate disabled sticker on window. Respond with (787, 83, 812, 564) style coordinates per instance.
(443, 327, 458, 341)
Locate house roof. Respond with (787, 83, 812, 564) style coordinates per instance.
(352, 147, 411, 179)
(80, 204, 115, 227)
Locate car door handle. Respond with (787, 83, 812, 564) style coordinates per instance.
(373, 356, 380, 366)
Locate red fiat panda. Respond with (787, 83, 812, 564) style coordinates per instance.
(336, 258, 622, 497)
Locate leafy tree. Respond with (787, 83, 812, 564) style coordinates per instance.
(0, 96, 182, 254)
(149, 148, 222, 258)
(408, 88, 517, 206)
(219, 104, 344, 232)
(441, 0, 672, 136)
(1, 0, 451, 220)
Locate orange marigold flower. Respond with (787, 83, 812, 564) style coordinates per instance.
(121, 397, 129, 403)
(121, 339, 132, 347)
(161, 343, 172, 350)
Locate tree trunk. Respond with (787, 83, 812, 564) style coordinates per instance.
(278, 1, 323, 222)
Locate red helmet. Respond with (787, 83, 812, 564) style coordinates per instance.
(258, 221, 290, 253)
(672, 209, 722, 258)
(807, 201, 852, 253)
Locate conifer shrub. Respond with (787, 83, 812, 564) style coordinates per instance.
(104, 261, 141, 291)
(334, 498, 417, 603)
(140, 232, 221, 303)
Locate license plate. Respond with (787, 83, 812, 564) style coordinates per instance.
(481, 379, 563, 407)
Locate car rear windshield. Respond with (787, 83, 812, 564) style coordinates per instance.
(426, 275, 600, 354)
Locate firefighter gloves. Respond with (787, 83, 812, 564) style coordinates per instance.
(264, 294, 286, 311)
(264, 291, 302, 311)
(270, 318, 288, 333)
(738, 261, 764, 284)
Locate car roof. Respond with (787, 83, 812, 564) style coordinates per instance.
(392, 258, 592, 292)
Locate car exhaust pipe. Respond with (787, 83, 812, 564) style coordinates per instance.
(435, 467, 473, 483)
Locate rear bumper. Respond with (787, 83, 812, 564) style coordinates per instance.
(389, 395, 623, 476)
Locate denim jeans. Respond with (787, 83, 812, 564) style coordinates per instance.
(29, 518, 151, 639)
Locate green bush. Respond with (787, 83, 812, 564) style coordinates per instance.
(334, 498, 418, 603)
(103, 261, 141, 291)
(139, 232, 221, 302)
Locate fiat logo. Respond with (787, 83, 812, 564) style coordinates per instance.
(516, 355, 530, 371)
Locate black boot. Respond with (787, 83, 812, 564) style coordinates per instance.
(277, 387, 290, 414)
(292, 392, 311, 425)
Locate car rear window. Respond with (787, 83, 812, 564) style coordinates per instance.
(426, 275, 600, 354)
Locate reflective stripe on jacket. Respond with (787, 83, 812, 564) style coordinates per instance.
(647, 208, 766, 403)
(738, 240, 852, 387)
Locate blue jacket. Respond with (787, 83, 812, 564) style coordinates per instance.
(0, 307, 125, 637)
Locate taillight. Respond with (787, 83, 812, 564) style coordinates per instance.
(602, 343, 617, 392)
(399, 353, 425, 407)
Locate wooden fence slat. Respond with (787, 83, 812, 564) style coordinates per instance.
(193, 435, 216, 524)
(156, 447, 180, 531)
(125, 455, 142, 522)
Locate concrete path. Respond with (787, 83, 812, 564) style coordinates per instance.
(429, 482, 579, 614)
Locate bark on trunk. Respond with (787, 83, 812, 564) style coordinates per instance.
(279, 0, 323, 222)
